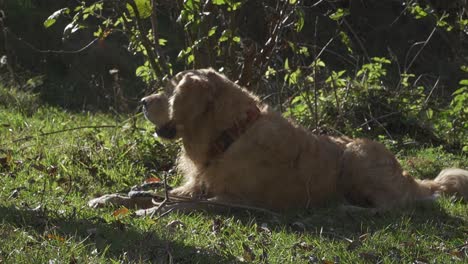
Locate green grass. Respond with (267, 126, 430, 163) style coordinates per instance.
(0, 86, 467, 263)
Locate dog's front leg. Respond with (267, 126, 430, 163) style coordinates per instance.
(169, 180, 206, 199)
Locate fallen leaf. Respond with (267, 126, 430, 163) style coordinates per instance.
(166, 220, 185, 231)
(347, 240, 362, 251)
(359, 252, 381, 263)
(145, 177, 161, 183)
(449, 250, 463, 259)
(293, 241, 315, 251)
(211, 218, 222, 234)
(31, 163, 47, 173)
(112, 207, 129, 217)
(0, 153, 12, 169)
(242, 242, 255, 262)
(47, 165, 58, 176)
(258, 222, 271, 235)
(46, 234, 65, 242)
(400, 241, 415, 248)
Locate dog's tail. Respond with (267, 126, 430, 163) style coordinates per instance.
(413, 168, 468, 201)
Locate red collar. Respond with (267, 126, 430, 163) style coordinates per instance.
(210, 105, 261, 156)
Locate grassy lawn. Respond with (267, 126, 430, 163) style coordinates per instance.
(0, 87, 467, 263)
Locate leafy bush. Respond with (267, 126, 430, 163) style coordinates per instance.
(3, 0, 468, 150)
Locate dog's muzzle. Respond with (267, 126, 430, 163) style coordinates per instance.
(140, 98, 150, 120)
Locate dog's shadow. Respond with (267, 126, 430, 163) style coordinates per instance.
(207, 200, 466, 242)
(0, 205, 239, 264)
(1, 202, 464, 263)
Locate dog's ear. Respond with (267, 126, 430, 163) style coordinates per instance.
(178, 72, 215, 100)
(169, 72, 216, 123)
(165, 69, 210, 95)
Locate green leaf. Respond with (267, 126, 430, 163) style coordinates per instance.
(44, 18, 57, 28)
(44, 8, 69, 28)
(288, 68, 301, 85)
(208, 26, 217, 37)
(159, 38, 167, 46)
(299, 46, 309, 57)
(463, 145, 468, 152)
(426, 108, 433, 119)
(284, 58, 290, 71)
(372, 57, 391, 64)
(265, 66, 276, 79)
(127, 0, 152, 19)
(227, 1, 242, 11)
(136, 65, 150, 77)
(187, 54, 194, 64)
(219, 29, 232, 42)
(212, 0, 225, 5)
(410, 5, 428, 19)
(329, 8, 349, 21)
(184, 0, 194, 11)
(311, 59, 325, 68)
(295, 9, 304, 32)
(459, 80, 468, 86)
(452, 87, 467, 96)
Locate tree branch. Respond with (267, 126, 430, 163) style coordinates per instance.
(126, 0, 163, 77)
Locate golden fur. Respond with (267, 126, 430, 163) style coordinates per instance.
(141, 68, 468, 210)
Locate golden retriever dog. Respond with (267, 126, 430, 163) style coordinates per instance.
(140, 68, 468, 211)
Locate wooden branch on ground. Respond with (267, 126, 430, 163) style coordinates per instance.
(136, 193, 280, 218)
(8, 125, 118, 145)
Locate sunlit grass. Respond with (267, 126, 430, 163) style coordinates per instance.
(0, 87, 466, 263)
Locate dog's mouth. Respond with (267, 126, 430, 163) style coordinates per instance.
(155, 121, 177, 139)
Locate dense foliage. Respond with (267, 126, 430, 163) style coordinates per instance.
(0, 2, 467, 262)
(1, 0, 467, 150)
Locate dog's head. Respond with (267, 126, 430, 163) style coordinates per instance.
(142, 68, 232, 140)
(142, 68, 259, 143)
(141, 92, 173, 138)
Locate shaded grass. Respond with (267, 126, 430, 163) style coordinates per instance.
(0, 86, 467, 263)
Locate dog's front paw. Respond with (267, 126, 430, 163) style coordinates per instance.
(170, 185, 205, 199)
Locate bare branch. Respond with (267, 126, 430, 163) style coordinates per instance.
(8, 31, 98, 54)
(126, 0, 163, 77)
